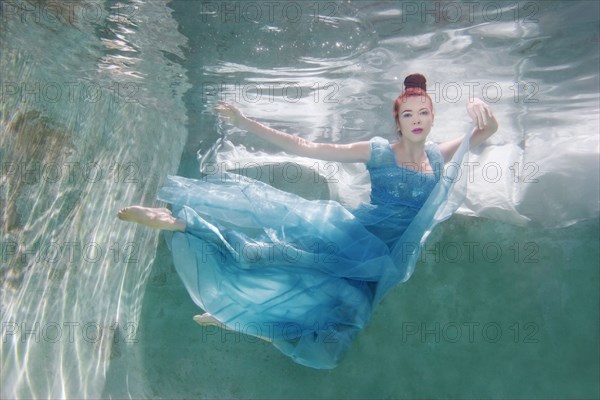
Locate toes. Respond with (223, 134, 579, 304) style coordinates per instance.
(193, 313, 217, 326)
(117, 207, 133, 220)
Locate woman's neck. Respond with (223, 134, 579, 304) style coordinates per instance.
(394, 138, 427, 164)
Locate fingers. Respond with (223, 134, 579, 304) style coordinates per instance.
(214, 101, 231, 115)
(480, 110, 489, 130)
(214, 100, 236, 114)
(476, 106, 488, 130)
(478, 110, 489, 130)
(467, 105, 480, 129)
(216, 100, 236, 109)
(468, 100, 493, 130)
(214, 100, 228, 111)
(214, 101, 241, 126)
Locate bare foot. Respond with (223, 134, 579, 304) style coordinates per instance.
(193, 313, 273, 342)
(117, 206, 185, 231)
(193, 313, 227, 328)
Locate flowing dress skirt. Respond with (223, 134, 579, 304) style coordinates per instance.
(157, 135, 470, 369)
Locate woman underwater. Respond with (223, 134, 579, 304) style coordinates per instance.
(118, 74, 498, 369)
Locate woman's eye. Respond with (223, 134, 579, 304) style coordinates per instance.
(420, 111, 429, 116)
(402, 113, 411, 118)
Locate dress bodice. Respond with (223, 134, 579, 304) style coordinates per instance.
(366, 136, 444, 209)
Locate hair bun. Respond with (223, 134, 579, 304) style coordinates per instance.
(404, 73, 427, 91)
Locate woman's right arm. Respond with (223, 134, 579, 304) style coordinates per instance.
(215, 101, 370, 163)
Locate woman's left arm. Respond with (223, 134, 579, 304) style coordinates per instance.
(439, 98, 499, 162)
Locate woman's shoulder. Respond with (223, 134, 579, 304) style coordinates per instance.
(369, 136, 390, 144)
(368, 136, 392, 151)
(425, 141, 443, 160)
(425, 141, 445, 176)
(367, 136, 394, 167)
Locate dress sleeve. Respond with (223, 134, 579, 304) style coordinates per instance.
(366, 136, 391, 168)
(425, 141, 445, 179)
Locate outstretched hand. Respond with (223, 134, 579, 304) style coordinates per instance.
(215, 101, 244, 126)
(467, 97, 495, 131)
(466, 97, 499, 147)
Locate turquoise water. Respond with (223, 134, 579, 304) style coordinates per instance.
(1, 1, 598, 398)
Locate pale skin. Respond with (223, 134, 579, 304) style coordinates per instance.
(118, 95, 498, 329)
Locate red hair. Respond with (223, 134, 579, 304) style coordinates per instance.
(393, 74, 433, 134)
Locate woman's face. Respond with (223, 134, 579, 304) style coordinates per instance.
(397, 96, 434, 141)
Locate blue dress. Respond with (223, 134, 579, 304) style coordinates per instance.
(158, 135, 470, 369)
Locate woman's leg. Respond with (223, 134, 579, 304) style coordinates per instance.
(118, 206, 185, 231)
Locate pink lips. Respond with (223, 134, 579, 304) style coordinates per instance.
(412, 128, 423, 134)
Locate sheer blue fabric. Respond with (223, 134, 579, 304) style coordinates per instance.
(158, 134, 471, 369)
